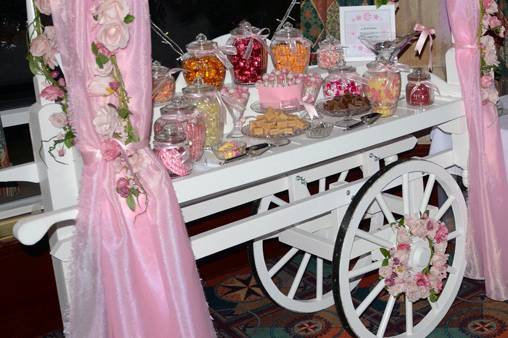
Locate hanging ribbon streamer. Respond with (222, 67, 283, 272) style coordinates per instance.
(241, 27, 270, 60)
(413, 24, 436, 71)
(151, 21, 184, 57)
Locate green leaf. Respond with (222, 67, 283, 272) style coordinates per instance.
(398, 217, 405, 226)
(91, 42, 99, 56)
(380, 247, 390, 258)
(124, 14, 135, 24)
(375, 0, 389, 8)
(63, 131, 75, 148)
(126, 194, 136, 211)
(118, 107, 130, 119)
(429, 290, 439, 303)
(382, 258, 389, 266)
(95, 54, 109, 69)
(130, 188, 140, 197)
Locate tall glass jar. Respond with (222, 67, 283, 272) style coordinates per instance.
(159, 96, 206, 161)
(152, 113, 192, 177)
(316, 36, 344, 70)
(323, 65, 363, 98)
(152, 61, 176, 105)
(406, 68, 434, 107)
(227, 21, 268, 85)
(363, 61, 401, 117)
(270, 23, 311, 74)
(182, 33, 228, 89)
(183, 79, 226, 148)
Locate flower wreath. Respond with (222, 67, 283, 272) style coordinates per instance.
(378, 213, 449, 303)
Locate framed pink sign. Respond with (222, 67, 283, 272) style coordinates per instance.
(339, 5, 396, 62)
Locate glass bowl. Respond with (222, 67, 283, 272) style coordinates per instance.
(212, 140, 247, 160)
(305, 121, 334, 139)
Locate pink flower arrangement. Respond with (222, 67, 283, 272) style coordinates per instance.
(41, 85, 65, 101)
(101, 139, 122, 161)
(49, 112, 68, 129)
(379, 214, 449, 302)
(29, 26, 58, 69)
(93, 105, 121, 137)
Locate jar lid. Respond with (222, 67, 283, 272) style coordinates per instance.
(407, 67, 431, 81)
(230, 20, 262, 36)
(160, 96, 195, 115)
(318, 35, 342, 49)
(329, 64, 356, 73)
(182, 77, 216, 94)
(273, 22, 303, 39)
(186, 33, 218, 52)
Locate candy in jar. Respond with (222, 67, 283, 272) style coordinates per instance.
(152, 61, 176, 104)
(363, 62, 401, 117)
(183, 79, 226, 148)
(227, 21, 269, 85)
(298, 72, 322, 104)
(323, 65, 363, 98)
(159, 96, 206, 161)
(406, 67, 435, 106)
(316, 36, 344, 69)
(270, 23, 311, 73)
(182, 33, 233, 89)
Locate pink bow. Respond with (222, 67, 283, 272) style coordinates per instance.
(240, 27, 270, 60)
(409, 80, 441, 99)
(414, 24, 436, 70)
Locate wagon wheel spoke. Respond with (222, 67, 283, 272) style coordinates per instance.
(356, 279, 385, 316)
(268, 247, 299, 278)
(377, 295, 396, 337)
(287, 253, 311, 299)
(419, 174, 436, 215)
(316, 257, 323, 300)
(349, 260, 382, 280)
(402, 173, 410, 215)
(375, 193, 397, 224)
(435, 195, 455, 220)
(406, 297, 413, 335)
(355, 229, 393, 249)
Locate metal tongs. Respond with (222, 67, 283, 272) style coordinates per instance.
(221, 139, 291, 165)
(336, 112, 382, 130)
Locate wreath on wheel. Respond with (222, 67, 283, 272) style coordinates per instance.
(379, 213, 449, 302)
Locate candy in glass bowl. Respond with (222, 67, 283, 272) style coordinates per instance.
(220, 85, 250, 138)
(270, 23, 311, 74)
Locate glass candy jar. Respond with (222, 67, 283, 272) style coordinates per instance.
(152, 114, 192, 177)
(270, 23, 311, 73)
(159, 96, 206, 161)
(317, 36, 344, 70)
(183, 79, 226, 148)
(227, 21, 269, 85)
(406, 68, 434, 107)
(152, 61, 176, 105)
(363, 61, 402, 117)
(182, 33, 228, 88)
(323, 65, 363, 98)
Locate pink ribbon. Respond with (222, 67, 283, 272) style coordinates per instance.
(371, 62, 411, 73)
(409, 80, 441, 99)
(452, 43, 478, 49)
(414, 24, 436, 70)
(186, 46, 236, 69)
(237, 27, 270, 60)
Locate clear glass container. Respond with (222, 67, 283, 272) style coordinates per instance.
(363, 61, 401, 117)
(182, 33, 227, 88)
(270, 23, 311, 73)
(183, 79, 226, 148)
(152, 61, 175, 104)
(317, 36, 344, 69)
(159, 96, 206, 161)
(406, 68, 434, 107)
(153, 141, 192, 177)
(227, 21, 268, 85)
(323, 65, 362, 98)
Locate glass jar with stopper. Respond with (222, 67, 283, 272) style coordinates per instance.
(406, 67, 435, 107)
(183, 78, 226, 149)
(227, 21, 269, 85)
(316, 35, 344, 70)
(270, 22, 311, 74)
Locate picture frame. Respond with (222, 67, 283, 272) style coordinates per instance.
(339, 5, 396, 62)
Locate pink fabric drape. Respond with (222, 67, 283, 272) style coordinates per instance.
(447, 0, 508, 300)
(49, 0, 216, 336)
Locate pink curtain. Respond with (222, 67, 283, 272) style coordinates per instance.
(447, 0, 508, 301)
(49, 0, 216, 336)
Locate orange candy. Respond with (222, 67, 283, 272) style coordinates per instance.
(182, 55, 226, 89)
(271, 42, 310, 73)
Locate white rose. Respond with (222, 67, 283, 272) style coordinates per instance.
(49, 112, 68, 129)
(96, 21, 129, 52)
(96, 0, 130, 24)
(93, 105, 121, 137)
(35, 0, 52, 15)
(88, 75, 115, 96)
(30, 34, 51, 57)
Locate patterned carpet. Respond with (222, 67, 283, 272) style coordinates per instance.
(205, 263, 508, 338)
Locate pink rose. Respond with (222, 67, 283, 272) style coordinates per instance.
(434, 223, 448, 243)
(50, 70, 60, 79)
(485, 0, 498, 15)
(96, 0, 129, 24)
(92, 58, 113, 77)
(429, 274, 443, 292)
(95, 42, 114, 57)
(431, 252, 449, 267)
(101, 139, 122, 161)
(396, 228, 411, 244)
(49, 112, 68, 129)
(379, 265, 393, 278)
(430, 264, 447, 279)
(93, 105, 120, 137)
(34, 0, 52, 15)
(394, 247, 410, 265)
(434, 240, 448, 254)
(489, 16, 502, 29)
(481, 74, 494, 88)
(415, 273, 431, 287)
(96, 21, 129, 52)
(88, 75, 115, 96)
(58, 78, 66, 87)
(116, 177, 130, 198)
(41, 85, 65, 101)
(30, 27, 58, 68)
(30, 34, 51, 57)
(128, 151, 149, 173)
(409, 219, 428, 238)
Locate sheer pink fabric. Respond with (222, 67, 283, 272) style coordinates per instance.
(447, 0, 508, 301)
(49, 0, 216, 336)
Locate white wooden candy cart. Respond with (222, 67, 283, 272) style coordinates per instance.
(11, 7, 469, 334)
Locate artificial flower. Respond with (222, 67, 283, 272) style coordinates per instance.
(49, 112, 68, 129)
(101, 139, 122, 161)
(34, 0, 52, 15)
(96, 0, 129, 25)
(95, 42, 114, 57)
(88, 75, 116, 96)
(92, 58, 114, 77)
(96, 21, 129, 52)
(115, 177, 130, 198)
(93, 105, 121, 137)
(40, 85, 65, 101)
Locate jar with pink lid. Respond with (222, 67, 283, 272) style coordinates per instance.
(323, 65, 363, 98)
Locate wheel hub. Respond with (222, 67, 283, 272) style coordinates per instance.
(408, 237, 432, 272)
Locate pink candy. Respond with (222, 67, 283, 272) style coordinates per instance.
(317, 49, 344, 69)
(324, 79, 362, 98)
(155, 146, 192, 177)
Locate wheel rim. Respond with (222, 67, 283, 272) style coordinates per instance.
(333, 160, 467, 337)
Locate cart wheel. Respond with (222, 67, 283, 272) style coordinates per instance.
(249, 187, 378, 313)
(333, 159, 467, 337)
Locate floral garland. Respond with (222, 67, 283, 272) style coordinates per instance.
(89, 0, 147, 212)
(379, 214, 449, 303)
(28, 0, 75, 161)
(480, 0, 505, 105)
